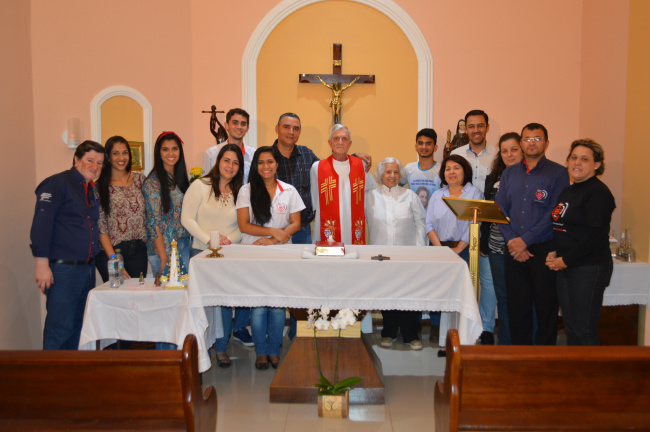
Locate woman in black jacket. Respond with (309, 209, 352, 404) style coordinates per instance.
(545, 139, 615, 345)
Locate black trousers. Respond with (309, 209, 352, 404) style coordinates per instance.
(505, 241, 559, 345)
(557, 260, 613, 346)
(381, 310, 421, 343)
(95, 239, 148, 283)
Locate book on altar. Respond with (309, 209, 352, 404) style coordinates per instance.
(315, 235, 345, 257)
(159, 239, 189, 289)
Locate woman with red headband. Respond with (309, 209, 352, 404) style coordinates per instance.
(143, 131, 191, 284)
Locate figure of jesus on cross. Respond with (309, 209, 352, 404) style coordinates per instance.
(315, 75, 360, 125)
(300, 43, 374, 125)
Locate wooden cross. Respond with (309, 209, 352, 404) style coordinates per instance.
(299, 43, 375, 124)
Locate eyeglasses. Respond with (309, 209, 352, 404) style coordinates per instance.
(521, 137, 546, 143)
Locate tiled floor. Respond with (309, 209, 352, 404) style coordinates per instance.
(201, 326, 445, 432)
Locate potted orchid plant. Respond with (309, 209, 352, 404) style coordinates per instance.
(307, 307, 363, 417)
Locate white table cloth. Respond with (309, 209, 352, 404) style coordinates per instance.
(603, 260, 650, 307)
(188, 244, 483, 347)
(79, 278, 213, 372)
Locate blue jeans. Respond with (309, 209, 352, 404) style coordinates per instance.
(43, 262, 96, 350)
(459, 247, 469, 264)
(479, 255, 497, 332)
(291, 224, 312, 244)
(251, 307, 285, 357)
(557, 260, 613, 346)
(488, 252, 510, 344)
(149, 237, 190, 278)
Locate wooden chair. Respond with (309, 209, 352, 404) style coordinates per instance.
(0, 334, 217, 431)
(435, 329, 650, 431)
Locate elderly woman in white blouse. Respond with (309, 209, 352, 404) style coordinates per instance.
(366, 157, 427, 350)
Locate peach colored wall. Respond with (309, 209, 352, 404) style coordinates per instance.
(100, 96, 144, 145)
(623, 0, 650, 264)
(31, 0, 194, 184)
(1, 0, 641, 348)
(0, 1, 42, 349)
(189, 1, 616, 182)
(189, 0, 277, 168)
(257, 1, 418, 164)
(579, 0, 629, 235)
(623, 0, 650, 345)
(394, 0, 583, 165)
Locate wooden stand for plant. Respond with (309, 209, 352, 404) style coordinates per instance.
(318, 392, 349, 418)
(270, 321, 385, 405)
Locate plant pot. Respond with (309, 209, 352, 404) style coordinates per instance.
(317, 392, 349, 418)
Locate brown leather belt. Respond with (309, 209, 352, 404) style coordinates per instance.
(440, 241, 459, 248)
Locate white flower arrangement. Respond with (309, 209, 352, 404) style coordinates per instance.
(306, 307, 363, 395)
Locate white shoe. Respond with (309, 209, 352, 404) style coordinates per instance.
(409, 340, 423, 351)
(381, 337, 394, 347)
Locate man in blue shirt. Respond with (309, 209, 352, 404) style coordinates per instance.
(31, 141, 105, 349)
(496, 123, 570, 345)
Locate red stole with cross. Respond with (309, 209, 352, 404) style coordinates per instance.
(317, 155, 366, 244)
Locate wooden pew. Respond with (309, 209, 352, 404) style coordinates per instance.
(435, 329, 650, 431)
(0, 334, 217, 431)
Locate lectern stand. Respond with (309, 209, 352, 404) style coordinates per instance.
(442, 197, 509, 301)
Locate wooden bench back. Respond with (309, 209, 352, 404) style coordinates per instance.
(435, 329, 650, 431)
(0, 334, 217, 431)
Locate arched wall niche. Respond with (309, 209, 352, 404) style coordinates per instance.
(91, 85, 153, 174)
(241, 0, 433, 148)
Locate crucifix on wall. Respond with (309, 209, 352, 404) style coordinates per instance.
(299, 43, 375, 125)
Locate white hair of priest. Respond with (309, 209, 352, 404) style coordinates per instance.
(329, 124, 351, 140)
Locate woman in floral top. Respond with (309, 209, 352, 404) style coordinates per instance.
(143, 131, 190, 277)
(95, 136, 148, 282)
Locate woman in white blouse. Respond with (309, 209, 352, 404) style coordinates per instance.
(367, 157, 426, 350)
(181, 144, 244, 368)
(236, 146, 305, 370)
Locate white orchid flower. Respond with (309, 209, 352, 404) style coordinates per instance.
(315, 317, 330, 331)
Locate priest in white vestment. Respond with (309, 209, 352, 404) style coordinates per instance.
(310, 124, 376, 244)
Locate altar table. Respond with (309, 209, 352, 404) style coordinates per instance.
(79, 278, 213, 371)
(604, 261, 650, 308)
(188, 244, 483, 346)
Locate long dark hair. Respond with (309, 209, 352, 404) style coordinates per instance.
(97, 136, 131, 216)
(248, 146, 276, 226)
(148, 131, 189, 213)
(202, 144, 244, 202)
(488, 132, 522, 182)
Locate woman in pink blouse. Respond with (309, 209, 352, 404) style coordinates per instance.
(95, 136, 148, 282)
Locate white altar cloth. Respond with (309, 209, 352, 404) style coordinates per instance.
(603, 261, 650, 308)
(188, 244, 482, 348)
(79, 278, 213, 372)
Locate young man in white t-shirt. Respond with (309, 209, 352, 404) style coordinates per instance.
(202, 108, 255, 182)
(403, 128, 441, 212)
(403, 128, 442, 341)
